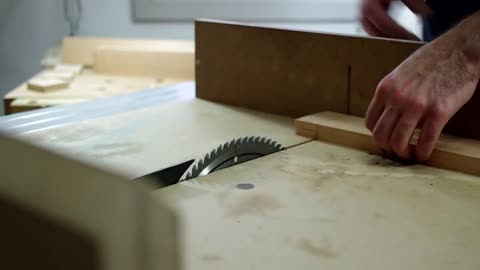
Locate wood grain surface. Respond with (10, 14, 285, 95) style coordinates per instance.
(296, 112, 480, 176)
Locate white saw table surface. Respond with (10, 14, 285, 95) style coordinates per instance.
(156, 140, 480, 270)
(10, 84, 308, 178)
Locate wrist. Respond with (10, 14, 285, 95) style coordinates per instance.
(454, 12, 480, 76)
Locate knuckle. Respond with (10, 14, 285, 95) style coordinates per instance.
(407, 98, 427, 112)
(421, 128, 437, 142)
(375, 82, 392, 100)
(428, 102, 449, 120)
(389, 89, 407, 108)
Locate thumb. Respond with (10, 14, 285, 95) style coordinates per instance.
(402, 0, 433, 16)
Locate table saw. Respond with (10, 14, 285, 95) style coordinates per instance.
(1, 20, 480, 270)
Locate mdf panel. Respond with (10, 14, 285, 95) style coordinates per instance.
(195, 20, 351, 117)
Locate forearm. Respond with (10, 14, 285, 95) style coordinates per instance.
(447, 11, 480, 75)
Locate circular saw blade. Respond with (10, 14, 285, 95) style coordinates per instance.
(180, 136, 284, 182)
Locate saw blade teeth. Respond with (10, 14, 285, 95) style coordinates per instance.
(180, 136, 286, 182)
(275, 144, 281, 150)
(235, 137, 243, 145)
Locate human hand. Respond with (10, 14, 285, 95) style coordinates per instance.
(365, 31, 480, 161)
(360, 0, 432, 40)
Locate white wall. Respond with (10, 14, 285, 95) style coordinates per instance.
(78, 0, 363, 40)
(79, 0, 194, 39)
(0, 0, 67, 114)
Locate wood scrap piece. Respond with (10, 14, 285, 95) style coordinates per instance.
(27, 78, 69, 92)
(54, 63, 84, 75)
(62, 36, 194, 67)
(94, 46, 194, 80)
(39, 70, 77, 82)
(295, 111, 480, 176)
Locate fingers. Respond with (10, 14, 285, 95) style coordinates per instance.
(361, 16, 384, 37)
(372, 106, 400, 152)
(361, 0, 420, 40)
(368, 7, 420, 40)
(365, 93, 386, 131)
(402, 0, 433, 16)
(368, 97, 449, 162)
(389, 106, 423, 159)
(366, 77, 393, 131)
(416, 107, 449, 162)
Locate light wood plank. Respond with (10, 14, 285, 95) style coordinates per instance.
(62, 36, 194, 67)
(94, 45, 194, 80)
(295, 111, 480, 175)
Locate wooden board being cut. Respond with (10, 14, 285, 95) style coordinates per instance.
(18, 98, 310, 179)
(295, 112, 480, 176)
(154, 140, 480, 270)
